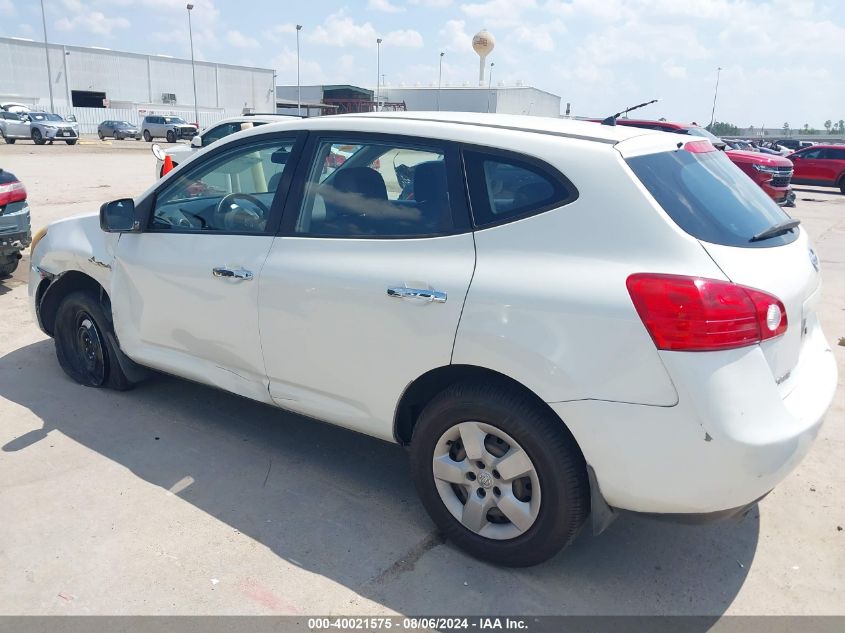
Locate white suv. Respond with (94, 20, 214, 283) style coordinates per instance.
(28, 113, 837, 566)
(154, 114, 298, 177)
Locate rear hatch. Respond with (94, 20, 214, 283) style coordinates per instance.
(621, 137, 820, 394)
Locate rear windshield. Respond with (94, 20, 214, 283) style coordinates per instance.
(627, 149, 798, 248)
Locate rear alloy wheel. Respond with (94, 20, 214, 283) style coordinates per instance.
(31, 129, 45, 145)
(143, 130, 152, 142)
(410, 382, 589, 567)
(166, 130, 176, 143)
(54, 291, 135, 390)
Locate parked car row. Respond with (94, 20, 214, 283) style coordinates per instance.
(30, 112, 837, 567)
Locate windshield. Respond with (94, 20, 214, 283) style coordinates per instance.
(627, 148, 798, 248)
(116, 121, 135, 128)
(164, 117, 187, 124)
(30, 113, 64, 122)
(684, 127, 723, 143)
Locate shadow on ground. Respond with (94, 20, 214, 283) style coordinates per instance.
(0, 340, 759, 617)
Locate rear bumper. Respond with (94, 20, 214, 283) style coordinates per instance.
(552, 319, 837, 515)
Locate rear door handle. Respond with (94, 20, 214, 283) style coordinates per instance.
(387, 286, 447, 303)
(212, 266, 253, 280)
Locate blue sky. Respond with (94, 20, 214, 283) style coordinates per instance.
(3, 0, 844, 127)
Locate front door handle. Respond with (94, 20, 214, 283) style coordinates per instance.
(387, 286, 447, 303)
(212, 266, 253, 280)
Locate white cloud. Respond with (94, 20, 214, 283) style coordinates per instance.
(409, 0, 452, 5)
(0, 0, 15, 16)
(309, 12, 423, 48)
(55, 11, 130, 36)
(368, 0, 405, 12)
(661, 59, 687, 79)
(226, 30, 259, 49)
(512, 20, 565, 52)
(461, 0, 537, 27)
(271, 47, 323, 84)
(439, 19, 471, 52)
(263, 23, 297, 43)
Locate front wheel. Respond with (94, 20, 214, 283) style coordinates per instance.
(54, 291, 135, 390)
(66, 139, 77, 145)
(98, 131, 104, 140)
(166, 130, 176, 143)
(410, 382, 589, 567)
(0, 255, 20, 277)
(31, 129, 45, 145)
(2, 134, 14, 145)
(839, 177, 845, 195)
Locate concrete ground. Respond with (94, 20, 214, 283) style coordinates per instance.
(0, 139, 843, 616)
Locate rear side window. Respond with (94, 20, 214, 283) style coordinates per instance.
(463, 150, 576, 227)
(627, 149, 798, 248)
(827, 148, 845, 160)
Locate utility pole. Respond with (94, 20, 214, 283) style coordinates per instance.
(486, 62, 495, 113)
(709, 66, 722, 129)
(376, 38, 382, 112)
(296, 25, 302, 115)
(437, 51, 444, 111)
(186, 4, 199, 126)
(39, 0, 55, 111)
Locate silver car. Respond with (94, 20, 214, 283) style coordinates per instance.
(0, 111, 79, 145)
(141, 115, 197, 143)
(98, 120, 141, 140)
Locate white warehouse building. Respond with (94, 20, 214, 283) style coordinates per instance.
(0, 36, 275, 132)
(380, 85, 561, 117)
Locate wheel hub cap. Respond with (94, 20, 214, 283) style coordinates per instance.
(431, 421, 541, 540)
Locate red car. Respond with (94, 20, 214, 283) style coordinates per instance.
(788, 144, 845, 194)
(605, 119, 795, 205)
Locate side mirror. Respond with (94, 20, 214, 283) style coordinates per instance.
(191, 135, 202, 148)
(151, 143, 166, 161)
(100, 198, 141, 233)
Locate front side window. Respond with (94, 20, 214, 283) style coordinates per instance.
(463, 150, 576, 227)
(294, 139, 454, 237)
(798, 148, 824, 159)
(151, 139, 295, 233)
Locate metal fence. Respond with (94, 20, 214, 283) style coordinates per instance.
(51, 106, 226, 134)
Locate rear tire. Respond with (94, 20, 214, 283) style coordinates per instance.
(143, 130, 152, 142)
(3, 133, 15, 144)
(166, 130, 176, 143)
(31, 129, 45, 145)
(838, 177, 845, 195)
(66, 139, 77, 145)
(53, 290, 134, 391)
(409, 381, 589, 567)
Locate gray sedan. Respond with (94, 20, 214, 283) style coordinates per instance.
(98, 120, 141, 140)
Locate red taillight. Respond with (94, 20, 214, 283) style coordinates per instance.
(0, 180, 27, 207)
(626, 273, 787, 352)
(684, 140, 716, 153)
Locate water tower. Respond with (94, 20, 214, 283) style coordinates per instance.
(472, 29, 495, 86)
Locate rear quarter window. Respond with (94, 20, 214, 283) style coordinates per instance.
(627, 149, 798, 248)
(463, 149, 577, 228)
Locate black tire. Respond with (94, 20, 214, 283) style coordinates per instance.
(0, 255, 19, 277)
(66, 139, 77, 145)
(166, 129, 176, 143)
(3, 134, 15, 144)
(98, 131, 104, 140)
(53, 290, 134, 391)
(31, 129, 45, 145)
(410, 381, 589, 567)
(143, 130, 152, 142)
(839, 177, 845, 195)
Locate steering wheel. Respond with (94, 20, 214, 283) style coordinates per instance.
(214, 193, 270, 231)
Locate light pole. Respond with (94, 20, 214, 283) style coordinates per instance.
(486, 62, 495, 113)
(437, 51, 444, 111)
(709, 66, 722, 130)
(376, 38, 382, 112)
(39, 0, 55, 112)
(296, 25, 302, 115)
(186, 4, 199, 126)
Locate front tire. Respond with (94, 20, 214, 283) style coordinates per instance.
(839, 176, 845, 195)
(31, 129, 45, 145)
(3, 133, 16, 144)
(66, 139, 77, 145)
(54, 291, 134, 391)
(410, 382, 589, 567)
(166, 130, 176, 143)
(0, 255, 20, 277)
(98, 131, 104, 140)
